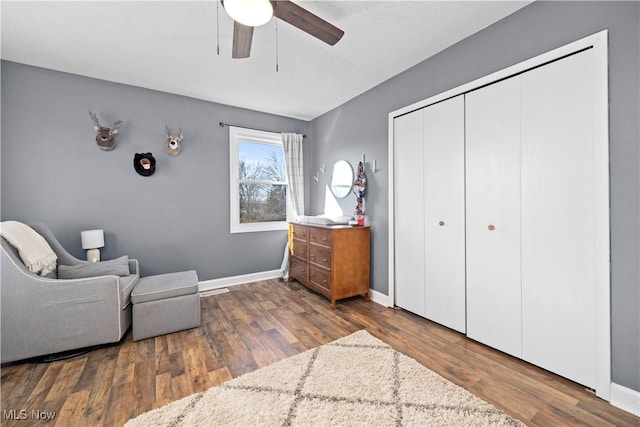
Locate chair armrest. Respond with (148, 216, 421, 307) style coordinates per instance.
(1, 255, 130, 362)
(7, 271, 124, 302)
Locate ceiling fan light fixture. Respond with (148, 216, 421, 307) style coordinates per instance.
(225, 0, 273, 27)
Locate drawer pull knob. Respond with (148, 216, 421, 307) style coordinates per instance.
(488, 224, 495, 231)
(323, 258, 328, 262)
(322, 237, 327, 241)
(323, 280, 327, 283)
(439, 221, 445, 226)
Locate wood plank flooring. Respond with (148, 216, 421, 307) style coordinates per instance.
(1, 279, 638, 426)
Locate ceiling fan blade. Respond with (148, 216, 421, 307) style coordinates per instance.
(232, 21, 254, 58)
(272, 0, 344, 46)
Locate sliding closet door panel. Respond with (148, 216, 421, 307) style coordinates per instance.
(465, 77, 522, 358)
(394, 111, 426, 316)
(521, 50, 596, 388)
(423, 96, 466, 333)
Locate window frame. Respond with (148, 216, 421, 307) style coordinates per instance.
(229, 126, 289, 233)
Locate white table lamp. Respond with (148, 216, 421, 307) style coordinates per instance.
(81, 229, 104, 262)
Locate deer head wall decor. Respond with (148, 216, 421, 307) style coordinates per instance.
(164, 126, 184, 156)
(89, 111, 122, 151)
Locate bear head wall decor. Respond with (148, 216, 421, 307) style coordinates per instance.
(164, 126, 184, 156)
(133, 153, 156, 177)
(89, 111, 122, 151)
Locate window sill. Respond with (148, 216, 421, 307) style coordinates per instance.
(230, 221, 288, 234)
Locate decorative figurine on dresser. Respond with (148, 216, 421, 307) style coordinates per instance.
(288, 222, 370, 310)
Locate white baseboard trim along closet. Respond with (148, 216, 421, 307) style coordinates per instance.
(610, 382, 640, 416)
(370, 289, 392, 307)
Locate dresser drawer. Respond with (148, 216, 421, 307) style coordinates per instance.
(309, 228, 332, 247)
(292, 241, 308, 260)
(290, 257, 308, 283)
(292, 224, 309, 241)
(309, 245, 331, 270)
(309, 266, 331, 291)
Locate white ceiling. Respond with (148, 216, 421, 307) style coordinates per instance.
(1, 1, 530, 120)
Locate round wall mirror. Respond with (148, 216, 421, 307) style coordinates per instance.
(330, 160, 354, 199)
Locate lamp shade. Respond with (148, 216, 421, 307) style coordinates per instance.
(81, 229, 104, 249)
(224, 0, 273, 27)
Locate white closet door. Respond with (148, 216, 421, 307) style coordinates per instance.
(394, 110, 425, 317)
(465, 77, 522, 358)
(521, 50, 596, 388)
(423, 96, 466, 333)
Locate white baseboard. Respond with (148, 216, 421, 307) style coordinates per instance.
(199, 272, 393, 309)
(370, 289, 392, 307)
(198, 269, 282, 293)
(610, 382, 640, 416)
(199, 288, 230, 297)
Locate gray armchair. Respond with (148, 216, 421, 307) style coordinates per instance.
(1, 223, 139, 364)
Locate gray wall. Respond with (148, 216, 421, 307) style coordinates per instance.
(309, 2, 639, 391)
(1, 61, 310, 280)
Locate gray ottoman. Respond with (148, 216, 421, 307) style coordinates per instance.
(131, 270, 200, 341)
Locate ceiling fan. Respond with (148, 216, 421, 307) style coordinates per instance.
(221, 0, 345, 58)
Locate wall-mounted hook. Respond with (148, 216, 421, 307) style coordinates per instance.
(320, 163, 325, 174)
(360, 154, 379, 173)
(314, 172, 319, 181)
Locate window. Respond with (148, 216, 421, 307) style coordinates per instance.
(229, 126, 289, 233)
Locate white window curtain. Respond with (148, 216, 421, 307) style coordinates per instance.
(280, 132, 305, 279)
(282, 132, 305, 220)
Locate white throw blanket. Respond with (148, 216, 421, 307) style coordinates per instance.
(0, 221, 57, 276)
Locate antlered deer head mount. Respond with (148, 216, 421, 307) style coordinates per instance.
(89, 111, 122, 151)
(164, 126, 184, 156)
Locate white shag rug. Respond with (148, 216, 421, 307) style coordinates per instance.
(126, 330, 524, 426)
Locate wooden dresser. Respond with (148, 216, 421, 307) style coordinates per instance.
(288, 222, 371, 309)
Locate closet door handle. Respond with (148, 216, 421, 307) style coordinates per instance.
(488, 224, 495, 231)
(438, 221, 445, 226)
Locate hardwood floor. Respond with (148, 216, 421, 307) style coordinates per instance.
(1, 279, 638, 426)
